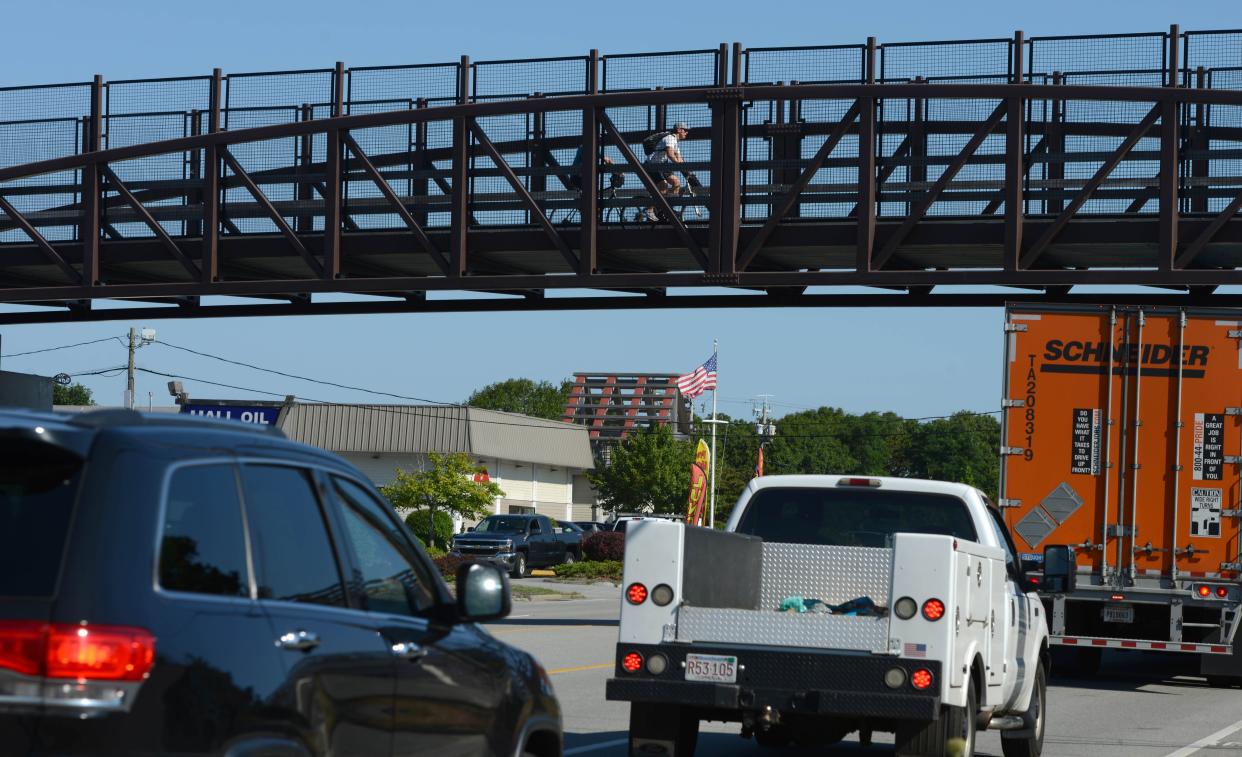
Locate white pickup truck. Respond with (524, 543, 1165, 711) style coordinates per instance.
(605, 475, 1050, 757)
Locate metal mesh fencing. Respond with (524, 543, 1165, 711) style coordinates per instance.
(881, 39, 1013, 82)
(220, 106, 308, 235)
(0, 82, 93, 177)
(1028, 32, 1167, 80)
(473, 56, 590, 100)
(601, 50, 721, 92)
(743, 45, 867, 85)
(347, 63, 460, 111)
(224, 69, 336, 126)
(1184, 31, 1242, 85)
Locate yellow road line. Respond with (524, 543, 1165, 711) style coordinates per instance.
(548, 662, 613, 675)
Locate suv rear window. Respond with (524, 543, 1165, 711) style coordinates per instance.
(0, 440, 83, 597)
(735, 486, 977, 547)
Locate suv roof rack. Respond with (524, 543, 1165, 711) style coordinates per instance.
(66, 408, 285, 437)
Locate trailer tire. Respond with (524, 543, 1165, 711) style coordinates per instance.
(1001, 663, 1046, 757)
(895, 679, 977, 757)
(628, 702, 697, 756)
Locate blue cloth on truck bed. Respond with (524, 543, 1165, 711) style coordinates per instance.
(779, 595, 884, 616)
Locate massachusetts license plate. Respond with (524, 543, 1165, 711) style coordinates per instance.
(684, 653, 738, 683)
(1102, 604, 1135, 624)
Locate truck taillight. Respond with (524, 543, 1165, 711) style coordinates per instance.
(626, 583, 648, 605)
(651, 584, 675, 606)
(1198, 585, 1212, 598)
(622, 652, 643, 673)
(0, 621, 155, 681)
(922, 599, 945, 621)
(911, 669, 933, 690)
(1217, 587, 1229, 599)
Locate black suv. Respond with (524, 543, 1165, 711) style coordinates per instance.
(0, 409, 561, 756)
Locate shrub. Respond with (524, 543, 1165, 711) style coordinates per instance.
(552, 560, 622, 582)
(432, 553, 465, 581)
(405, 509, 454, 549)
(582, 531, 625, 562)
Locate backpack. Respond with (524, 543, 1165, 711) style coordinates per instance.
(641, 130, 671, 157)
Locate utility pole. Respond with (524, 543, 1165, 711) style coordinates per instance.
(753, 395, 776, 472)
(125, 327, 136, 409)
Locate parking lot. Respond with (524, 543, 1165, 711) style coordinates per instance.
(487, 580, 1242, 757)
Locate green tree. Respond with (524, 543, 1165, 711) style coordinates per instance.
(380, 452, 503, 548)
(466, 378, 572, 420)
(53, 382, 95, 405)
(904, 411, 1001, 498)
(589, 425, 694, 515)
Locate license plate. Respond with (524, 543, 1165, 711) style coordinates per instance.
(684, 653, 738, 683)
(1102, 604, 1135, 624)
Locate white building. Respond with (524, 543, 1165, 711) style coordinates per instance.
(278, 403, 597, 523)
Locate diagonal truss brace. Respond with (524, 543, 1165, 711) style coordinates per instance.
(341, 132, 452, 276)
(1176, 192, 1242, 269)
(100, 166, 201, 280)
(874, 101, 1008, 270)
(1020, 103, 1162, 269)
(468, 119, 579, 271)
(0, 194, 82, 283)
(739, 100, 861, 270)
(219, 147, 325, 278)
(598, 112, 709, 270)
(982, 136, 1047, 215)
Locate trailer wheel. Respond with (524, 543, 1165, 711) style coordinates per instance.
(1001, 663, 1047, 757)
(628, 702, 698, 756)
(895, 679, 977, 757)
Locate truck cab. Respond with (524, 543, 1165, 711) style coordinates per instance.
(450, 514, 571, 577)
(606, 475, 1050, 757)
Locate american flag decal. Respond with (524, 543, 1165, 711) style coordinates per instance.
(904, 642, 927, 658)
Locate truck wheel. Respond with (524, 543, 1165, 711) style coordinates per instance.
(510, 552, 527, 579)
(1001, 664, 1047, 757)
(895, 679, 977, 757)
(628, 702, 697, 756)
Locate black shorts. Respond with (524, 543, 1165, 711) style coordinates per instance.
(643, 163, 674, 182)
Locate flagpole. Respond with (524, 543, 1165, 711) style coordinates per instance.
(708, 338, 718, 529)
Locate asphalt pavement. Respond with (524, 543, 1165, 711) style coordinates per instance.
(484, 579, 1242, 757)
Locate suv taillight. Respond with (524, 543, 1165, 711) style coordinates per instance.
(0, 621, 155, 681)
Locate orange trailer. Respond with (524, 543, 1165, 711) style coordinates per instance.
(1001, 304, 1242, 681)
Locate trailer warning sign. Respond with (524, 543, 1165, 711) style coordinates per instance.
(1190, 487, 1222, 537)
(1192, 413, 1225, 481)
(1070, 408, 1101, 475)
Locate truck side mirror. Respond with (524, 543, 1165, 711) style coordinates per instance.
(1042, 545, 1077, 593)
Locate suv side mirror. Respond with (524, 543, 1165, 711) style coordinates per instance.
(1043, 545, 1077, 593)
(456, 563, 511, 622)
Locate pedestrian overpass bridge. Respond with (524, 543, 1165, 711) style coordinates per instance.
(1, 26, 1241, 322)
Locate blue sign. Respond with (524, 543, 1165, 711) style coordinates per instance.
(181, 404, 281, 426)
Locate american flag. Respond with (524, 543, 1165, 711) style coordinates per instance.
(676, 353, 718, 399)
(904, 642, 928, 659)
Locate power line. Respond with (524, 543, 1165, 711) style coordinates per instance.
(2, 335, 125, 358)
(152, 339, 453, 405)
(135, 366, 590, 432)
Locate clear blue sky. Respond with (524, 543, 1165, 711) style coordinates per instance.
(1, 0, 1235, 419)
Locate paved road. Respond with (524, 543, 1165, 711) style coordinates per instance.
(484, 580, 1242, 757)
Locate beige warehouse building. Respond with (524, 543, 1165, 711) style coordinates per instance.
(279, 403, 597, 523)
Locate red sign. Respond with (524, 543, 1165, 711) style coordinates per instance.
(474, 469, 490, 483)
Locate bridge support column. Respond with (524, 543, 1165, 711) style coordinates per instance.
(1005, 31, 1025, 271)
(81, 75, 103, 288)
(856, 37, 877, 273)
(708, 45, 741, 275)
(450, 56, 470, 277)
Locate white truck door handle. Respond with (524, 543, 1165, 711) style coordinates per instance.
(276, 629, 320, 651)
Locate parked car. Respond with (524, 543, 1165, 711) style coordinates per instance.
(572, 521, 609, 533)
(452, 513, 578, 577)
(0, 408, 562, 757)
